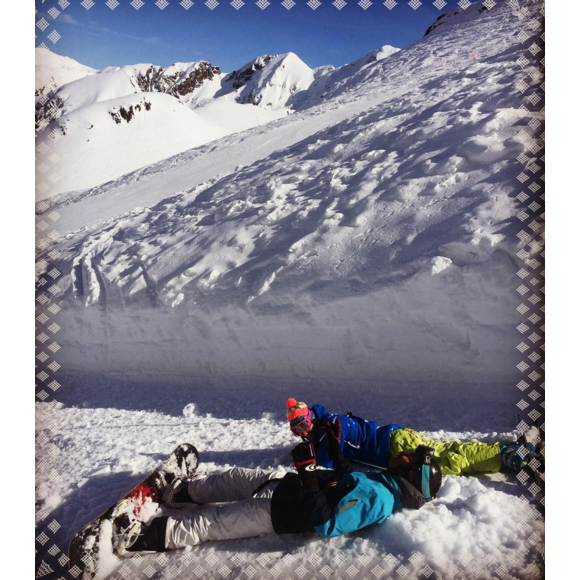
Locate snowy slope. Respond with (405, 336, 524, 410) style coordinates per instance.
(35, 92, 232, 195)
(293, 45, 400, 109)
(35, 47, 96, 97)
(37, 0, 544, 385)
(424, 1, 492, 37)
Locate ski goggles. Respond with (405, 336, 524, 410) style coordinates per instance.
(289, 410, 313, 435)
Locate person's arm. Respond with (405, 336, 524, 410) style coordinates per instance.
(310, 428, 335, 469)
(320, 419, 353, 474)
(291, 442, 319, 492)
(291, 442, 334, 527)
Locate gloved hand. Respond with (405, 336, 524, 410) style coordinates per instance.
(320, 419, 351, 473)
(389, 452, 415, 470)
(322, 418, 341, 442)
(320, 419, 341, 458)
(291, 441, 317, 470)
(388, 446, 434, 471)
(291, 442, 319, 492)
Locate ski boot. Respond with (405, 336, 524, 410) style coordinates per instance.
(158, 473, 204, 508)
(502, 425, 545, 487)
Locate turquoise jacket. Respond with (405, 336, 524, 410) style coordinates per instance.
(314, 471, 402, 538)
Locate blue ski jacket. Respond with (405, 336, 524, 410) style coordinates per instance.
(310, 404, 403, 469)
(313, 471, 401, 537)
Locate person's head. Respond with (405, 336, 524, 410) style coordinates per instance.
(391, 445, 442, 501)
(286, 398, 313, 437)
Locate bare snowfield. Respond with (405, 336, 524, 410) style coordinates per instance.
(39, 1, 543, 385)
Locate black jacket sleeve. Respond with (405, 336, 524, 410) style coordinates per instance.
(270, 473, 335, 534)
(301, 489, 334, 528)
(326, 432, 353, 475)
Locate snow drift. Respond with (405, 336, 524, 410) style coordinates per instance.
(36, 1, 544, 386)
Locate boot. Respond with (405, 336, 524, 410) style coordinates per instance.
(111, 499, 143, 557)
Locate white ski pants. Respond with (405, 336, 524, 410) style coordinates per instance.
(165, 467, 288, 550)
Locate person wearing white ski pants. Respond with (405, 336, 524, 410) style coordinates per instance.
(165, 467, 288, 550)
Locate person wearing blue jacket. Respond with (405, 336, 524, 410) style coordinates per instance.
(285, 399, 542, 477)
(111, 428, 442, 555)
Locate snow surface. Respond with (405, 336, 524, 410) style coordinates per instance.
(38, 0, 543, 384)
(35, 378, 543, 580)
(35, 47, 96, 95)
(35, 2, 545, 578)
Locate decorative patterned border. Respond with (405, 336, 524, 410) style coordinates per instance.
(509, 3, 546, 577)
(34, 0, 500, 15)
(35, 3, 67, 579)
(35, 1, 545, 578)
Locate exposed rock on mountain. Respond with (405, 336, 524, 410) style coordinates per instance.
(225, 55, 277, 90)
(131, 61, 222, 97)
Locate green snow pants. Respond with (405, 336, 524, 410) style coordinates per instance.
(389, 428, 505, 476)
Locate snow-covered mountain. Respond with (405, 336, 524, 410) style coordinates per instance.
(35, 51, 311, 196)
(37, 60, 223, 123)
(36, 0, 544, 386)
(293, 44, 400, 109)
(35, 47, 96, 98)
(35, 48, 407, 198)
(424, 1, 492, 36)
(223, 52, 315, 109)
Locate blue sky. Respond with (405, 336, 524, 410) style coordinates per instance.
(37, 1, 445, 72)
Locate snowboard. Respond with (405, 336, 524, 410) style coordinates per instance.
(68, 443, 199, 580)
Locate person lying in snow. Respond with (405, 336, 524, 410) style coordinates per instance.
(111, 431, 442, 556)
(285, 398, 542, 476)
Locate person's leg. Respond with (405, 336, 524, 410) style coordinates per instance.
(128, 482, 280, 554)
(390, 428, 504, 475)
(165, 497, 275, 549)
(185, 467, 287, 503)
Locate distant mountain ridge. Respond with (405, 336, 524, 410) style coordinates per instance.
(35, 44, 400, 197)
(35, 44, 402, 126)
(130, 61, 222, 98)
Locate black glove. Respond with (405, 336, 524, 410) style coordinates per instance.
(291, 442, 319, 492)
(320, 419, 352, 474)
